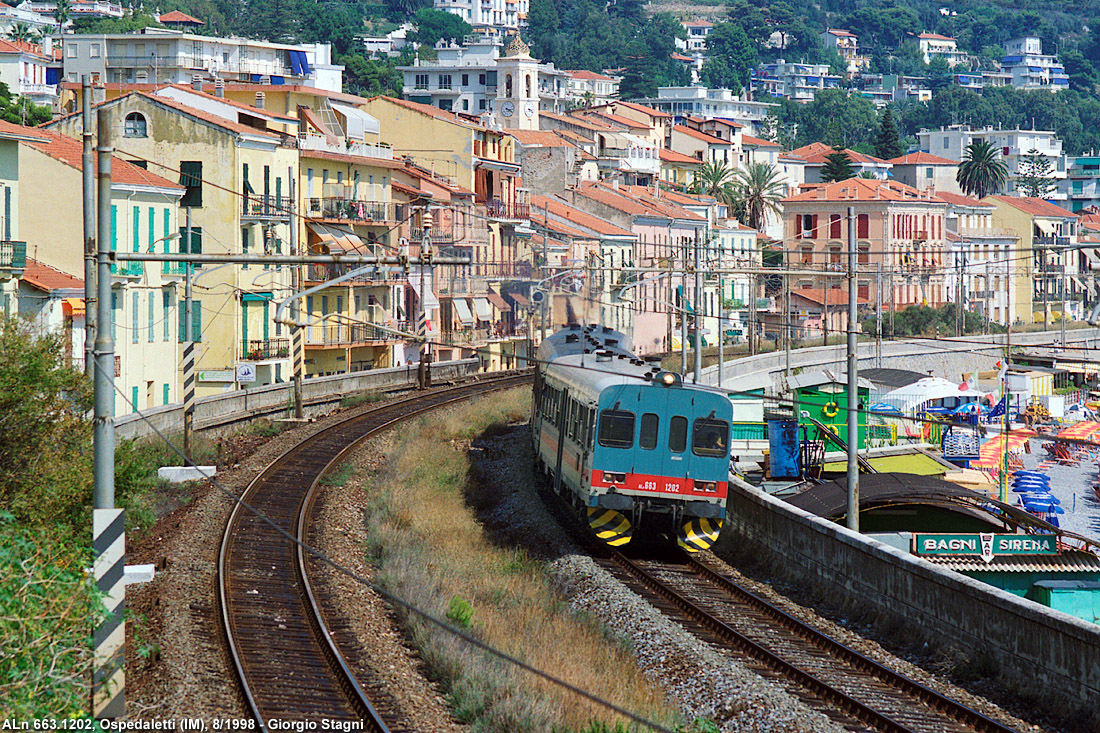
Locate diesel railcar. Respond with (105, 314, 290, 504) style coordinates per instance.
(532, 324, 732, 552)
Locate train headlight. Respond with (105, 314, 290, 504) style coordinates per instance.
(694, 480, 717, 493)
(604, 472, 626, 484)
(656, 371, 681, 387)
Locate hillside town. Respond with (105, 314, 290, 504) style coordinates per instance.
(0, 8, 1094, 413)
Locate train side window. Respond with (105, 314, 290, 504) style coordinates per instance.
(639, 413, 659, 449)
(598, 410, 635, 448)
(669, 416, 688, 453)
(692, 418, 730, 457)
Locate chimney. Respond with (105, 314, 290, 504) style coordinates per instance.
(91, 82, 106, 105)
(255, 91, 266, 110)
(191, 74, 202, 92)
(611, 177, 618, 190)
(41, 37, 52, 56)
(214, 78, 225, 98)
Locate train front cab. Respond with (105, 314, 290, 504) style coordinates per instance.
(588, 374, 731, 552)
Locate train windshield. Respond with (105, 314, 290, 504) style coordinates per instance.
(692, 418, 730, 457)
(598, 410, 635, 448)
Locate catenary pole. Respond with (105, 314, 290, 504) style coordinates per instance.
(92, 107, 124, 719)
(82, 76, 95, 379)
(693, 229, 702, 382)
(846, 206, 859, 533)
(183, 207, 194, 462)
(289, 172, 303, 418)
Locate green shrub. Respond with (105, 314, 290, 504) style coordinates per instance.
(446, 596, 475, 629)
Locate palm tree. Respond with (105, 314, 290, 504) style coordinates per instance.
(731, 162, 785, 231)
(956, 140, 1008, 198)
(693, 159, 736, 204)
(6, 23, 33, 43)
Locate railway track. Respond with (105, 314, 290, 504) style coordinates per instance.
(596, 547, 1021, 733)
(217, 372, 531, 731)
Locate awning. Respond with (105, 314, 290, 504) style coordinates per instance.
(63, 297, 85, 316)
(473, 297, 493, 321)
(330, 102, 380, 139)
(308, 223, 364, 252)
(510, 292, 530, 307)
(487, 292, 511, 312)
(408, 267, 439, 310)
(300, 107, 338, 144)
(1082, 246, 1100, 270)
(475, 157, 521, 173)
(453, 298, 474, 325)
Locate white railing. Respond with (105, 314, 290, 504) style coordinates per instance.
(297, 134, 393, 160)
(19, 82, 57, 96)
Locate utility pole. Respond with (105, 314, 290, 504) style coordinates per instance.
(1060, 245, 1067, 349)
(182, 207, 195, 462)
(92, 107, 124, 719)
(82, 76, 95, 379)
(289, 172, 303, 418)
(875, 262, 882, 369)
(717, 267, 724, 388)
(418, 208, 432, 389)
(680, 235, 688, 376)
(846, 206, 859, 534)
(749, 273, 757, 356)
(692, 229, 702, 382)
(784, 244, 791, 382)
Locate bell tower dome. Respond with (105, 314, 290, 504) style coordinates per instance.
(495, 35, 539, 130)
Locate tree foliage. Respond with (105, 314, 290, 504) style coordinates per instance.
(732, 162, 785, 231)
(1016, 148, 1057, 198)
(865, 304, 1000, 338)
(693, 160, 736, 203)
(820, 147, 857, 182)
(775, 89, 879, 149)
(410, 8, 472, 48)
(873, 108, 904, 160)
(957, 140, 1008, 198)
(339, 51, 407, 97)
(699, 21, 756, 94)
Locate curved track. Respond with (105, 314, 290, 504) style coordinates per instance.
(597, 548, 1021, 733)
(218, 373, 531, 730)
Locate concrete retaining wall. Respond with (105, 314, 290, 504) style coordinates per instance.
(721, 480, 1100, 714)
(115, 359, 481, 441)
(701, 329, 1100, 393)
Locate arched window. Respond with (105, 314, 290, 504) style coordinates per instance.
(124, 112, 147, 138)
(505, 74, 513, 96)
(525, 73, 532, 97)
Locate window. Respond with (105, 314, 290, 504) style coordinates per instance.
(479, 73, 486, 85)
(89, 43, 100, 58)
(829, 214, 841, 239)
(439, 98, 453, 112)
(179, 226, 202, 269)
(668, 416, 688, 453)
(439, 74, 452, 89)
(857, 213, 869, 239)
(479, 99, 486, 111)
(462, 98, 469, 111)
(693, 418, 729, 457)
(162, 290, 171, 341)
(925, 167, 933, 178)
(415, 73, 428, 89)
(178, 300, 202, 342)
(147, 291, 155, 342)
(132, 292, 139, 343)
(124, 112, 147, 137)
(597, 410, 635, 448)
(800, 245, 813, 264)
(66, 44, 76, 58)
(462, 73, 469, 86)
(179, 161, 202, 207)
(639, 413, 659, 450)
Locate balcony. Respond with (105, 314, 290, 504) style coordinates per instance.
(484, 199, 529, 221)
(298, 134, 394, 160)
(305, 261, 396, 283)
(0, 240, 26, 270)
(1035, 235, 1071, 247)
(306, 323, 394, 346)
(242, 194, 292, 220)
(19, 82, 57, 97)
(318, 198, 405, 224)
(241, 338, 290, 360)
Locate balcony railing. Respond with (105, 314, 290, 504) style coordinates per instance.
(305, 262, 396, 283)
(1035, 235, 1072, 247)
(319, 198, 406, 223)
(306, 323, 394, 345)
(241, 338, 290, 360)
(297, 134, 394, 160)
(0, 240, 26, 270)
(242, 194, 292, 219)
(484, 200, 529, 221)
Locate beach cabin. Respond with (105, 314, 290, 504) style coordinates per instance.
(787, 369, 871, 449)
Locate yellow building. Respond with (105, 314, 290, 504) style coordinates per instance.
(45, 90, 300, 396)
(17, 127, 185, 412)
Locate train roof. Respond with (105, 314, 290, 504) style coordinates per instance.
(545, 352, 733, 407)
(538, 324, 634, 364)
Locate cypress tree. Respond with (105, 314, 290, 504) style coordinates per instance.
(820, 146, 856, 182)
(874, 108, 905, 160)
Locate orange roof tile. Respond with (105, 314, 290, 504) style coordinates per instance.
(742, 134, 779, 147)
(159, 10, 203, 23)
(21, 259, 84, 291)
(530, 195, 636, 238)
(790, 142, 887, 166)
(0, 119, 46, 142)
(367, 95, 486, 131)
(565, 69, 616, 81)
(156, 84, 299, 123)
(918, 32, 955, 41)
(545, 110, 616, 132)
(936, 191, 993, 208)
(673, 125, 731, 146)
(612, 101, 671, 119)
(583, 110, 650, 130)
(988, 196, 1078, 219)
(26, 128, 183, 191)
(580, 181, 704, 220)
(671, 52, 695, 62)
(792, 288, 870, 306)
(298, 148, 405, 170)
(888, 151, 958, 165)
(782, 178, 944, 204)
(507, 129, 572, 147)
(659, 148, 702, 164)
(0, 38, 49, 60)
(825, 28, 856, 37)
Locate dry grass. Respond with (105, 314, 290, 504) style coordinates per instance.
(360, 388, 680, 732)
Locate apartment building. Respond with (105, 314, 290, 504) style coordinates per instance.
(15, 127, 184, 411)
(781, 179, 949, 312)
(0, 39, 59, 108)
(940, 192, 1020, 327)
(432, 0, 529, 33)
(681, 21, 713, 53)
(888, 152, 961, 195)
(631, 86, 777, 133)
(752, 60, 842, 102)
(790, 142, 892, 183)
(563, 69, 621, 106)
(917, 33, 967, 67)
(820, 29, 869, 76)
(1059, 156, 1100, 212)
(917, 125, 1066, 193)
(1001, 37, 1068, 92)
(60, 29, 341, 92)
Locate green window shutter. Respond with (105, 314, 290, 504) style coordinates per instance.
(179, 161, 203, 207)
(163, 383, 170, 405)
(111, 291, 119, 341)
(162, 208, 171, 274)
(241, 226, 249, 268)
(178, 299, 201, 342)
(147, 291, 154, 342)
(132, 292, 139, 343)
(131, 206, 142, 275)
(131, 386, 138, 413)
(162, 290, 171, 341)
(110, 205, 118, 274)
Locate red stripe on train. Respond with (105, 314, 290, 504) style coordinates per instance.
(591, 470, 727, 499)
